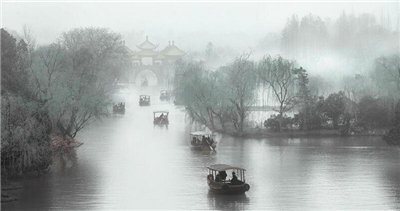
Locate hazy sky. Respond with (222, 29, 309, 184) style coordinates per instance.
(1, 1, 399, 50)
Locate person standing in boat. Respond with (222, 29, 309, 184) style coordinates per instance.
(202, 136, 208, 146)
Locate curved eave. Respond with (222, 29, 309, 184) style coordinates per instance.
(135, 49, 159, 57)
(137, 43, 159, 50)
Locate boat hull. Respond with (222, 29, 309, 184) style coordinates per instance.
(207, 177, 249, 194)
(190, 143, 217, 151)
(208, 183, 250, 195)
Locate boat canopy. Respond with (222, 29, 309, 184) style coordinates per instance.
(191, 131, 214, 136)
(153, 111, 169, 114)
(208, 164, 246, 171)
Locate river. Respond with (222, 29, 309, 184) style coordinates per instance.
(3, 87, 400, 210)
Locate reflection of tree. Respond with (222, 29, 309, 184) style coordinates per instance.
(384, 166, 400, 209)
(207, 191, 250, 211)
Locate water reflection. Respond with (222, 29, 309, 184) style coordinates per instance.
(2, 86, 399, 210)
(207, 190, 250, 210)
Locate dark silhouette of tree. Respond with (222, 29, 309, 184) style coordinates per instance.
(383, 101, 400, 146)
(323, 91, 347, 129)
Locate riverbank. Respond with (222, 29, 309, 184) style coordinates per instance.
(211, 124, 388, 139)
(1, 179, 23, 203)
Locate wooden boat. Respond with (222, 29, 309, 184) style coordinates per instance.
(139, 95, 150, 106)
(159, 90, 171, 101)
(113, 102, 125, 114)
(153, 111, 169, 124)
(190, 131, 217, 151)
(207, 164, 250, 194)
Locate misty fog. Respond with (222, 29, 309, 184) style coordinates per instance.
(2, 1, 400, 210)
(3, 2, 399, 95)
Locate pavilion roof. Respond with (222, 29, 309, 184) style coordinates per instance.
(137, 36, 158, 50)
(135, 49, 159, 57)
(162, 41, 186, 56)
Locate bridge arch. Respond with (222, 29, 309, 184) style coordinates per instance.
(135, 69, 158, 86)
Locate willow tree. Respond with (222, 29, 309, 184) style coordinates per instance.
(374, 54, 400, 97)
(29, 27, 131, 138)
(257, 55, 299, 132)
(173, 60, 209, 125)
(55, 27, 131, 138)
(219, 54, 257, 135)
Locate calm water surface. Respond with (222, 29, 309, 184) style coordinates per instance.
(3, 88, 400, 210)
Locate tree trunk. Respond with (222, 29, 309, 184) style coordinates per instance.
(207, 108, 215, 130)
(279, 104, 284, 133)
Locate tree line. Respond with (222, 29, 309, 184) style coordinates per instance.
(173, 53, 400, 145)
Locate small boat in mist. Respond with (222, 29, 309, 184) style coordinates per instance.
(139, 95, 150, 106)
(190, 131, 217, 151)
(141, 78, 148, 87)
(153, 111, 169, 124)
(207, 164, 250, 194)
(113, 102, 125, 114)
(159, 90, 171, 101)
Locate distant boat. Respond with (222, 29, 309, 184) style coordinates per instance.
(159, 90, 171, 101)
(207, 164, 250, 194)
(139, 95, 150, 106)
(153, 111, 169, 124)
(190, 131, 217, 151)
(141, 79, 148, 87)
(113, 102, 125, 114)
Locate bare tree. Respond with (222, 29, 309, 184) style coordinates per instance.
(375, 54, 400, 95)
(221, 53, 257, 135)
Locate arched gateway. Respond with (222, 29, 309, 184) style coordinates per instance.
(130, 36, 186, 86)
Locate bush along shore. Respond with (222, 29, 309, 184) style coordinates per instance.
(198, 120, 389, 139)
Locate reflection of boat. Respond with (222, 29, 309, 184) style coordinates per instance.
(159, 90, 171, 101)
(207, 164, 250, 194)
(116, 83, 130, 93)
(139, 95, 150, 106)
(207, 190, 250, 210)
(190, 131, 217, 151)
(113, 102, 125, 114)
(153, 111, 169, 124)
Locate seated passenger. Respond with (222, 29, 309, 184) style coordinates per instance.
(231, 172, 239, 185)
(215, 173, 221, 182)
(220, 171, 227, 181)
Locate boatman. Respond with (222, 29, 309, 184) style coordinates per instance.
(231, 172, 239, 185)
